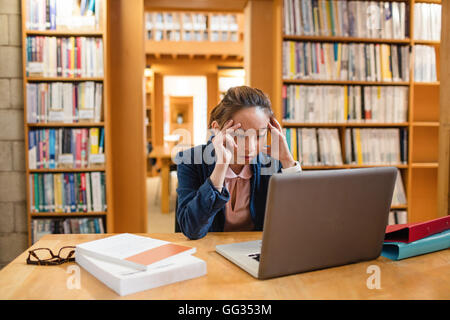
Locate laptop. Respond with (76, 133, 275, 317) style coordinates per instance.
(215, 167, 397, 279)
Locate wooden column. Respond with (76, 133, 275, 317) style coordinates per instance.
(244, 0, 277, 115)
(439, 0, 450, 217)
(153, 72, 164, 146)
(207, 73, 219, 127)
(109, 0, 147, 232)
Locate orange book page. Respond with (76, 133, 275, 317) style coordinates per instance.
(124, 243, 193, 266)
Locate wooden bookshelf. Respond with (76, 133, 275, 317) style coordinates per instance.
(21, 0, 113, 245)
(144, 11, 244, 59)
(275, 0, 443, 223)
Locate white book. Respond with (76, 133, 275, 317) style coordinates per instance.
(76, 233, 197, 271)
(76, 252, 206, 296)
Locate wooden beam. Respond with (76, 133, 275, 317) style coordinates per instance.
(244, 0, 276, 115)
(439, 0, 450, 216)
(109, 0, 147, 233)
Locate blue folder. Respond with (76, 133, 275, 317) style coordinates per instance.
(381, 229, 450, 261)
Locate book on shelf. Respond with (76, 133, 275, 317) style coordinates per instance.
(282, 84, 408, 123)
(31, 217, 105, 244)
(76, 251, 207, 296)
(283, 41, 410, 82)
(345, 128, 407, 165)
(26, 82, 103, 123)
(28, 127, 105, 169)
(283, 0, 408, 39)
(284, 127, 343, 166)
(283, 127, 407, 166)
(25, 0, 103, 31)
(29, 172, 106, 213)
(414, 45, 438, 82)
(391, 168, 407, 206)
(76, 233, 197, 271)
(414, 3, 441, 41)
(25, 36, 104, 77)
(388, 210, 407, 226)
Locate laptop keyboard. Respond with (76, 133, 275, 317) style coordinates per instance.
(248, 253, 260, 262)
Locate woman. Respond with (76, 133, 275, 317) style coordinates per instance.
(175, 86, 301, 239)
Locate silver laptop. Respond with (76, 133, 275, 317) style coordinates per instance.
(215, 167, 397, 279)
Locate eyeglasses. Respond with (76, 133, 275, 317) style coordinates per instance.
(26, 246, 75, 266)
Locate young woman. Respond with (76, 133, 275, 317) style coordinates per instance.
(175, 86, 302, 239)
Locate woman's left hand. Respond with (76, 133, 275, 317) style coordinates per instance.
(263, 117, 296, 169)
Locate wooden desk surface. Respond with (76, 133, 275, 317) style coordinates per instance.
(0, 232, 449, 300)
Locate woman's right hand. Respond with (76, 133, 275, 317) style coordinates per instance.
(212, 119, 241, 165)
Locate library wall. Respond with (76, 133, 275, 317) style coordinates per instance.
(0, 0, 28, 269)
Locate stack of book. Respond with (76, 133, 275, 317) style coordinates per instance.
(28, 128, 105, 169)
(283, 0, 408, 39)
(283, 41, 410, 82)
(26, 82, 103, 123)
(75, 233, 207, 296)
(382, 216, 450, 260)
(282, 85, 408, 123)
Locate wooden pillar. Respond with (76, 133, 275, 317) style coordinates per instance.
(109, 0, 147, 232)
(439, 0, 450, 217)
(207, 73, 219, 127)
(153, 72, 164, 146)
(244, 0, 278, 117)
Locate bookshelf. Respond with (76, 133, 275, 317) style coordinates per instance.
(21, 0, 112, 244)
(276, 0, 442, 224)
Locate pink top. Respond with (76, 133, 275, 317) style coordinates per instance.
(223, 165, 255, 232)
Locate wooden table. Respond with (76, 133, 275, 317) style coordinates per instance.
(149, 145, 173, 213)
(0, 232, 449, 300)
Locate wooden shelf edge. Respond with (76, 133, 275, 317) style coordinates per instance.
(301, 164, 408, 169)
(283, 35, 411, 44)
(26, 77, 104, 82)
(28, 122, 105, 127)
(29, 168, 106, 173)
(411, 163, 439, 168)
(31, 212, 107, 217)
(25, 29, 104, 36)
(282, 79, 410, 85)
(282, 122, 409, 127)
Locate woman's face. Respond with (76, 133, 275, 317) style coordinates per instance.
(230, 106, 270, 164)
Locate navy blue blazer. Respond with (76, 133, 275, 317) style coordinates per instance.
(175, 139, 283, 240)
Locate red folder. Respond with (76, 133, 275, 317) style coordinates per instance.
(385, 215, 450, 243)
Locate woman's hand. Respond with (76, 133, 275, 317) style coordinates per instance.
(210, 120, 241, 192)
(212, 119, 241, 165)
(264, 117, 296, 169)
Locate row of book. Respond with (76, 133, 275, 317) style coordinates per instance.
(26, 36, 104, 77)
(29, 172, 107, 213)
(413, 3, 441, 41)
(345, 128, 408, 165)
(31, 217, 105, 244)
(25, 0, 103, 31)
(283, 41, 410, 82)
(28, 128, 105, 170)
(283, 1, 409, 39)
(145, 12, 240, 42)
(282, 85, 408, 123)
(26, 82, 103, 123)
(414, 45, 438, 82)
(283, 127, 408, 166)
